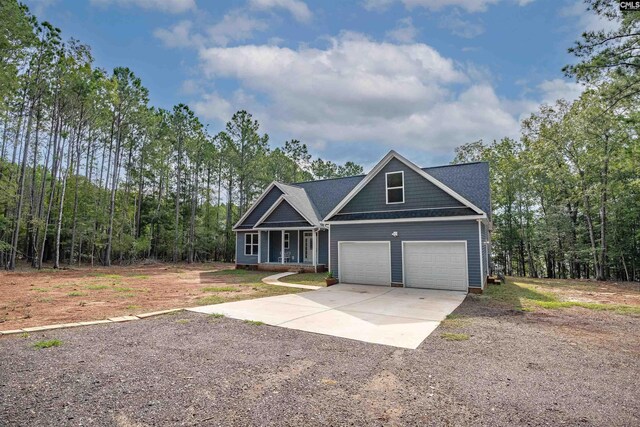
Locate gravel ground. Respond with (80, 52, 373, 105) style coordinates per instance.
(1, 296, 638, 427)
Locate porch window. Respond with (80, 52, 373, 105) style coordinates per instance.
(244, 233, 258, 256)
(284, 232, 290, 250)
(386, 171, 404, 204)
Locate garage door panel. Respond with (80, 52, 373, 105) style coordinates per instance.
(339, 242, 391, 286)
(404, 242, 468, 291)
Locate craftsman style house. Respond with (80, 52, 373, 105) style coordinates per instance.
(233, 150, 491, 292)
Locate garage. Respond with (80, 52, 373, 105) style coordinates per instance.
(338, 241, 391, 286)
(403, 241, 468, 291)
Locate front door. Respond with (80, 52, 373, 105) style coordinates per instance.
(303, 232, 313, 263)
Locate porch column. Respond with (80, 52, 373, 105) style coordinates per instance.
(258, 231, 261, 264)
(281, 230, 285, 264)
(267, 231, 270, 263)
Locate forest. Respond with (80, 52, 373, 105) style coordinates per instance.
(0, 1, 363, 268)
(0, 1, 638, 282)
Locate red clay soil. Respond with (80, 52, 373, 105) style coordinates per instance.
(0, 262, 235, 330)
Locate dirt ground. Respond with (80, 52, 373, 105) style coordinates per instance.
(1, 285, 638, 426)
(0, 262, 300, 330)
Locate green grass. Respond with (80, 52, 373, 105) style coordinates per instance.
(126, 305, 142, 310)
(532, 300, 640, 315)
(85, 284, 111, 290)
(31, 288, 50, 293)
(128, 275, 149, 279)
(33, 339, 62, 349)
(37, 297, 53, 303)
(67, 291, 86, 297)
(176, 319, 191, 324)
(440, 333, 469, 341)
(484, 279, 640, 316)
(279, 272, 327, 287)
(243, 320, 265, 326)
(113, 286, 134, 292)
(19, 332, 30, 338)
(208, 313, 225, 319)
(441, 313, 470, 329)
(201, 286, 240, 293)
(196, 295, 226, 305)
(94, 273, 122, 279)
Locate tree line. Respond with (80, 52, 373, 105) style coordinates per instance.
(0, 1, 363, 269)
(452, 1, 640, 281)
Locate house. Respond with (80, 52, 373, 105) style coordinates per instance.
(233, 150, 491, 292)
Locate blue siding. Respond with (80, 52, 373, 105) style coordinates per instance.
(238, 187, 283, 227)
(236, 232, 258, 265)
(481, 222, 489, 283)
(261, 200, 309, 226)
(318, 230, 328, 264)
(329, 221, 482, 288)
(338, 158, 463, 215)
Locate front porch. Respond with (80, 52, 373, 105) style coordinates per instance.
(260, 228, 328, 272)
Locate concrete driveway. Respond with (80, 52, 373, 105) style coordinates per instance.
(188, 284, 467, 349)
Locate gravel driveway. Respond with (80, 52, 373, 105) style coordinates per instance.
(1, 296, 638, 426)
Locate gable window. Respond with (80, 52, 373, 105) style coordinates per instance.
(244, 233, 258, 256)
(386, 171, 404, 204)
(284, 232, 290, 250)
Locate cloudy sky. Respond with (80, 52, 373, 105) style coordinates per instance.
(26, 0, 611, 167)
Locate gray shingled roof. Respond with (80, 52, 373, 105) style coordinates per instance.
(287, 161, 490, 221)
(328, 207, 478, 221)
(276, 183, 322, 226)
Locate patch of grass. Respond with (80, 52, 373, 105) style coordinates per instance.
(196, 295, 226, 305)
(126, 305, 142, 310)
(33, 339, 62, 349)
(532, 300, 640, 315)
(67, 291, 86, 297)
(36, 297, 53, 303)
(243, 320, 265, 326)
(440, 333, 469, 341)
(128, 274, 149, 279)
(117, 293, 136, 299)
(31, 288, 50, 293)
(208, 313, 225, 319)
(85, 284, 111, 290)
(113, 286, 134, 292)
(19, 332, 30, 338)
(280, 272, 327, 287)
(176, 319, 191, 324)
(94, 273, 122, 279)
(201, 286, 240, 293)
(441, 313, 470, 329)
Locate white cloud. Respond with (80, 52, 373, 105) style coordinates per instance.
(153, 20, 203, 48)
(194, 32, 530, 154)
(561, 1, 619, 33)
(90, 0, 196, 13)
(439, 11, 484, 38)
(537, 78, 583, 104)
(154, 11, 267, 48)
(386, 17, 419, 43)
(249, 0, 312, 22)
(207, 10, 268, 46)
(363, 0, 533, 13)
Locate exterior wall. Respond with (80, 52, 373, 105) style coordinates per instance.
(481, 222, 489, 282)
(339, 158, 463, 215)
(318, 230, 328, 265)
(259, 231, 268, 262)
(261, 200, 308, 225)
(238, 187, 283, 227)
(329, 221, 482, 288)
(268, 230, 282, 262)
(236, 231, 258, 265)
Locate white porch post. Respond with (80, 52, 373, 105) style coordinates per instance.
(297, 230, 300, 263)
(258, 231, 261, 264)
(281, 230, 285, 264)
(267, 231, 270, 263)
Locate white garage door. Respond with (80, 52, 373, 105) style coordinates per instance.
(403, 241, 468, 291)
(338, 242, 391, 286)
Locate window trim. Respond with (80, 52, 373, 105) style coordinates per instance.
(284, 232, 290, 250)
(385, 171, 405, 205)
(244, 233, 259, 256)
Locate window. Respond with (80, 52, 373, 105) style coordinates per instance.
(284, 232, 290, 250)
(244, 233, 258, 256)
(386, 171, 404, 204)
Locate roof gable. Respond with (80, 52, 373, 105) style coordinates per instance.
(234, 184, 283, 229)
(257, 197, 311, 227)
(335, 157, 464, 216)
(323, 151, 485, 221)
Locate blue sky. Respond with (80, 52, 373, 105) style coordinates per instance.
(26, 0, 612, 168)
